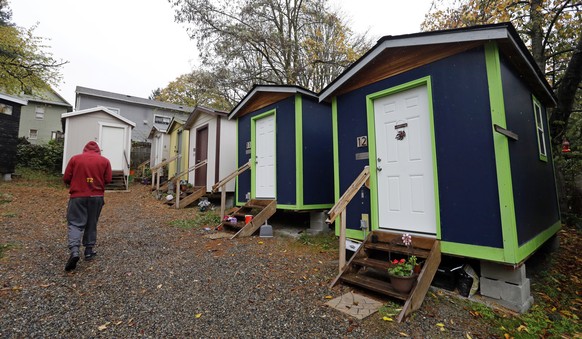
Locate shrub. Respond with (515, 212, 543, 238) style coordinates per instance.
(16, 138, 64, 174)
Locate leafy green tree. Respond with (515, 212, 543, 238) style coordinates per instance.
(0, 1, 66, 94)
(169, 0, 370, 100)
(151, 69, 233, 110)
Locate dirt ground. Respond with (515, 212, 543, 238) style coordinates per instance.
(0, 176, 578, 337)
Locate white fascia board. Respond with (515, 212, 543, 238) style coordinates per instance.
(319, 27, 509, 102)
(228, 85, 317, 120)
(61, 106, 137, 127)
(0, 93, 28, 106)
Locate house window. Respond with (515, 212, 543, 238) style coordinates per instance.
(533, 96, 547, 162)
(51, 131, 63, 140)
(29, 129, 38, 140)
(0, 103, 13, 115)
(154, 115, 171, 125)
(35, 106, 45, 119)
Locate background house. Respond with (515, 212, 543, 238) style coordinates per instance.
(74, 86, 192, 142)
(18, 87, 72, 144)
(0, 93, 28, 180)
(184, 106, 236, 193)
(61, 106, 136, 189)
(231, 85, 334, 212)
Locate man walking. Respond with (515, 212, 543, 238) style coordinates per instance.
(63, 141, 112, 272)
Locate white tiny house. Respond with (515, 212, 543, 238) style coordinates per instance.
(61, 106, 136, 175)
(184, 106, 236, 193)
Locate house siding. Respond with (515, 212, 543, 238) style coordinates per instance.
(237, 96, 297, 205)
(500, 54, 561, 245)
(18, 102, 69, 144)
(0, 99, 23, 174)
(77, 95, 189, 142)
(301, 96, 334, 205)
(336, 46, 504, 248)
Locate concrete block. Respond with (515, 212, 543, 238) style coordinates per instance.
(480, 277, 502, 299)
(480, 261, 526, 285)
(3, 173, 12, 181)
(307, 211, 329, 235)
(501, 278, 531, 304)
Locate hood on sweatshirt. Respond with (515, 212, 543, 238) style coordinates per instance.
(83, 141, 101, 154)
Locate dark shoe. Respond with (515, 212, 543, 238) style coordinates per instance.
(84, 250, 97, 261)
(65, 254, 79, 272)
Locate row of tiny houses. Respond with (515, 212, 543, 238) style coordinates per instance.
(152, 106, 237, 195)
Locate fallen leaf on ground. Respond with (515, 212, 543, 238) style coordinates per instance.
(382, 316, 393, 321)
(195, 313, 202, 318)
(398, 332, 409, 336)
(324, 295, 333, 299)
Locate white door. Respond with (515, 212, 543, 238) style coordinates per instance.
(100, 125, 125, 171)
(155, 134, 163, 166)
(254, 114, 276, 198)
(374, 85, 436, 234)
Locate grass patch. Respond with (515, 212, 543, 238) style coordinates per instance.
(170, 212, 221, 229)
(0, 243, 15, 259)
(378, 300, 402, 318)
(297, 232, 338, 252)
(13, 166, 63, 187)
(473, 227, 582, 338)
(0, 193, 13, 204)
(2, 212, 17, 218)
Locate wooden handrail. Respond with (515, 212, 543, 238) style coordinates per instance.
(326, 166, 370, 223)
(212, 160, 251, 192)
(212, 160, 252, 219)
(151, 154, 181, 190)
(151, 154, 180, 171)
(326, 166, 370, 273)
(173, 160, 208, 209)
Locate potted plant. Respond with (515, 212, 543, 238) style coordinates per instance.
(387, 256, 418, 293)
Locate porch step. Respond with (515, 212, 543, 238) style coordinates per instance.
(331, 230, 441, 322)
(106, 171, 127, 191)
(172, 186, 206, 209)
(340, 273, 408, 301)
(221, 199, 277, 238)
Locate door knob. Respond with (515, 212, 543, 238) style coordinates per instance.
(377, 166, 382, 172)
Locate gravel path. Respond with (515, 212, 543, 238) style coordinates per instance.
(0, 182, 494, 338)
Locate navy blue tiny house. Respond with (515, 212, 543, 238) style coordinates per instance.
(229, 85, 334, 210)
(0, 93, 28, 180)
(319, 23, 560, 266)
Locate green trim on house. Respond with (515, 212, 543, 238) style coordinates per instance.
(235, 118, 242, 206)
(532, 95, 548, 162)
(441, 220, 561, 264)
(365, 76, 440, 236)
(441, 241, 506, 262)
(335, 226, 366, 241)
(295, 94, 304, 207)
(485, 42, 519, 263)
(332, 97, 340, 203)
(277, 203, 334, 210)
(251, 109, 277, 199)
(515, 220, 561, 263)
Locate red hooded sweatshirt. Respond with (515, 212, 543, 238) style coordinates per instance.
(63, 141, 112, 198)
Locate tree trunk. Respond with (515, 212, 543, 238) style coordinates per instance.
(549, 33, 582, 145)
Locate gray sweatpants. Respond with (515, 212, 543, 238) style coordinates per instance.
(67, 196, 104, 255)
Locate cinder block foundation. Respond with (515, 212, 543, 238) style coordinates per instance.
(480, 261, 533, 313)
(307, 211, 329, 235)
(2, 173, 12, 181)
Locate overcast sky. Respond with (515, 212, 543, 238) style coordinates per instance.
(11, 0, 433, 106)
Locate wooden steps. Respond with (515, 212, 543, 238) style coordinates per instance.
(106, 171, 127, 191)
(331, 230, 441, 322)
(164, 186, 206, 208)
(221, 199, 277, 239)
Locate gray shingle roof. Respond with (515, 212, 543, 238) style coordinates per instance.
(75, 86, 193, 113)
